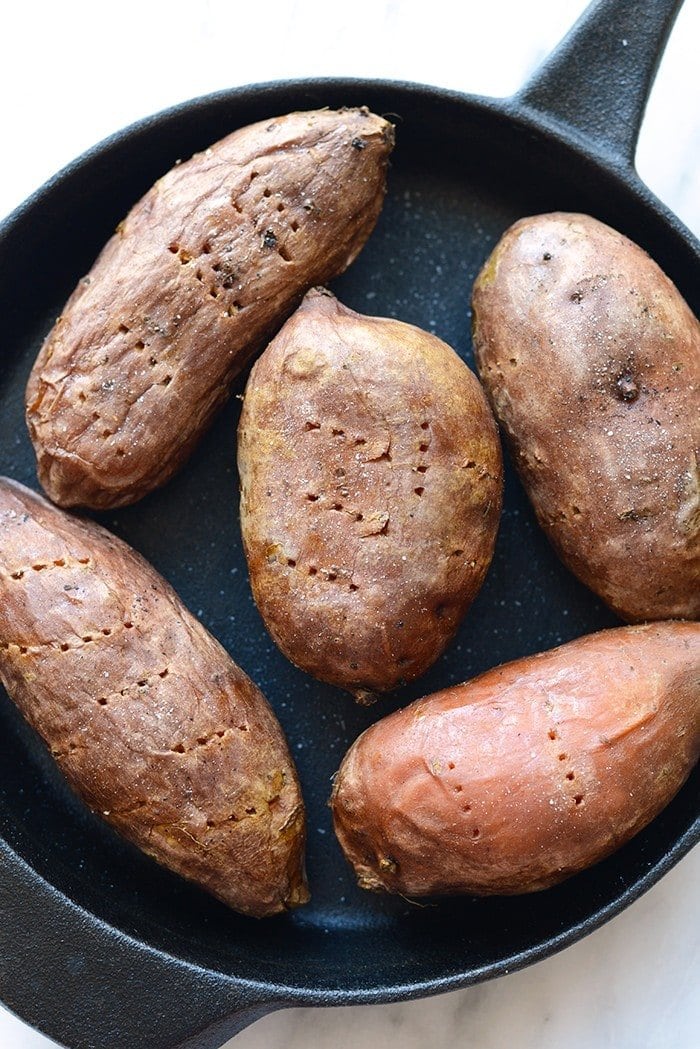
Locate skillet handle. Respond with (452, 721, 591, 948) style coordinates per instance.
(515, 0, 684, 168)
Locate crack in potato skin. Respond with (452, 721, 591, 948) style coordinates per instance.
(26, 108, 395, 509)
(238, 288, 503, 696)
(0, 478, 308, 917)
(472, 212, 700, 623)
(331, 623, 700, 897)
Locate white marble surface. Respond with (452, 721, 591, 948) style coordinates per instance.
(0, 1, 698, 1046)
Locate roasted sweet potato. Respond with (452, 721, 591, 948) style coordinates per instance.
(472, 212, 700, 622)
(238, 288, 503, 697)
(0, 478, 307, 917)
(26, 107, 394, 509)
(331, 623, 700, 896)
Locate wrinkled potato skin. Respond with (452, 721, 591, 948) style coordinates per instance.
(238, 289, 503, 696)
(0, 478, 307, 917)
(472, 212, 700, 623)
(331, 623, 700, 897)
(26, 108, 394, 509)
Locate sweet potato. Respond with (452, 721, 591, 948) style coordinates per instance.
(331, 623, 699, 896)
(0, 477, 307, 917)
(472, 212, 700, 622)
(238, 288, 503, 697)
(26, 107, 394, 509)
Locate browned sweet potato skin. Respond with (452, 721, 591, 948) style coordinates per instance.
(472, 212, 700, 623)
(26, 108, 394, 509)
(331, 623, 700, 896)
(238, 289, 503, 696)
(0, 478, 307, 917)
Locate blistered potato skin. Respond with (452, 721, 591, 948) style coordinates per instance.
(238, 288, 503, 697)
(26, 108, 394, 509)
(472, 212, 700, 623)
(0, 478, 307, 917)
(331, 623, 700, 897)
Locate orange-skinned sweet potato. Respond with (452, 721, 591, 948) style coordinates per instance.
(331, 623, 699, 896)
(0, 477, 307, 917)
(238, 288, 503, 697)
(472, 212, 700, 623)
(26, 107, 394, 509)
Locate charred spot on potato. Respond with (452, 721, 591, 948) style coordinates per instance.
(615, 372, 640, 402)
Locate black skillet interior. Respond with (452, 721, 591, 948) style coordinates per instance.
(0, 0, 697, 1046)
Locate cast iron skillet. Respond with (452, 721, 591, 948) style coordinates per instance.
(0, 0, 697, 1045)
